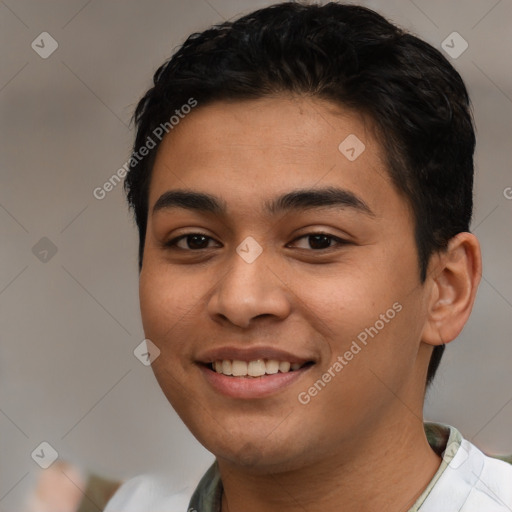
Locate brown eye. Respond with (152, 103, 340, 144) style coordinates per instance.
(165, 233, 217, 250)
(290, 233, 346, 250)
(164, 232, 347, 252)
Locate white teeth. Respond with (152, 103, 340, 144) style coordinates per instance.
(279, 361, 291, 373)
(211, 359, 308, 377)
(231, 360, 248, 376)
(248, 360, 266, 377)
(266, 359, 279, 374)
(221, 360, 232, 376)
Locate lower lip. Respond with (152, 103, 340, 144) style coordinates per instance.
(199, 364, 313, 399)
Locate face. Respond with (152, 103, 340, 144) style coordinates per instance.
(139, 95, 434, 473)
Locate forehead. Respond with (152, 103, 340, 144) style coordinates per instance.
(148, 95, 405, 220)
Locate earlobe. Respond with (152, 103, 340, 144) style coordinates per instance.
(421, 232, 482, 346)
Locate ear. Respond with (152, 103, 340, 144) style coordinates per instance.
(421, 232, 482, 346)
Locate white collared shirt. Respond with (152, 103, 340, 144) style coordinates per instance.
(105, 423, 512, 511)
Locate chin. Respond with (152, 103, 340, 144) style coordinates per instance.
(198, 430, 313, 474)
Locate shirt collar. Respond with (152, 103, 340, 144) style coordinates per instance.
(188, 422, 461, 512)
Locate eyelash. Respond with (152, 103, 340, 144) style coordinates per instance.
(164, 232, 348, 252)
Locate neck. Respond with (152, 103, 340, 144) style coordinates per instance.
(217, 415, 442, 512)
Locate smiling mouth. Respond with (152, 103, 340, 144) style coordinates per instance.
(205, 359, 315, 378)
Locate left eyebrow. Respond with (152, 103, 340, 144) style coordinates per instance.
(152, 186, 375, 218)
(265, 186, 375, 217)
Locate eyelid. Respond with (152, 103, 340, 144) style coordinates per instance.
(287, 232, 348, 250)
(163, 231, 216, 249)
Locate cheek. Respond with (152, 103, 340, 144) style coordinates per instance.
(306, 256, 423, 372)
(138, 261, 220, 372)
(297, 264, 396, 333)
(138, 264, 192, 356)
(138, 265, 203, 401)
(326, 289, 426, 406)
(139, 267, 170, 338)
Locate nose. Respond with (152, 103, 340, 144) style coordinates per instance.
(207, 245, 292, 329)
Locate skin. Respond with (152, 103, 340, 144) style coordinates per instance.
(139, 95, 482, 512)
(27, 461, 86, 512)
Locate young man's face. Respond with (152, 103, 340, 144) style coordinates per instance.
(139, 96, 435, 472)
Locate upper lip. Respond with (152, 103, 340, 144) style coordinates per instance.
(197, 346, 316, 365)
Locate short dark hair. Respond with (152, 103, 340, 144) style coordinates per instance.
(124, 1, 476, 387)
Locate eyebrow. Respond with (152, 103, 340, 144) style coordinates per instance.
(152, 186, 375, 218)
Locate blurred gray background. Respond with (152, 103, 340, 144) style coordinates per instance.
(1, 0, 511, 509)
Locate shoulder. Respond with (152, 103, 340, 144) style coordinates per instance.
(103, 472, 194, 512)
(473, 449, 512, 508)
(419, 425, 512, 512)
(455, 439, 512, 511)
